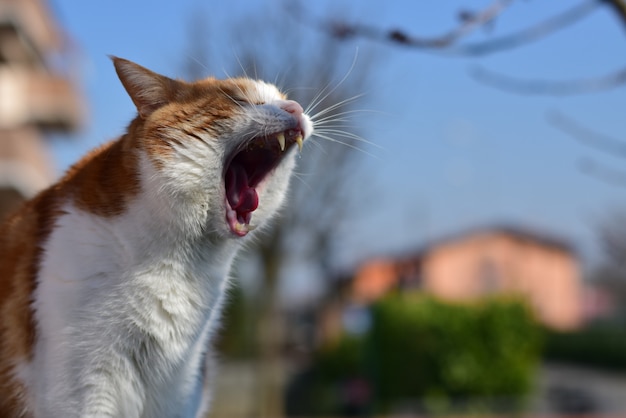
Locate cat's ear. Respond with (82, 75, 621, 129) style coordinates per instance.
(111, 56, 181, 119)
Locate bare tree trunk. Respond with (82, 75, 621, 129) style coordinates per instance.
(256, 228, 285, 418)
(181, 6, 376, 417)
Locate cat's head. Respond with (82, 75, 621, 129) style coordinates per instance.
(112, 57, 313, 239)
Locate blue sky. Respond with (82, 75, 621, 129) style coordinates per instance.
(50, 0, 626, 272)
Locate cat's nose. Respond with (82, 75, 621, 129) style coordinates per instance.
(276, 100, 303, 118)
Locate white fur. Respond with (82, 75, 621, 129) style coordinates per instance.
(21, 83, 313, 417)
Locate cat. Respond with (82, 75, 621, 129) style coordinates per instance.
(0, 57, 313, 417)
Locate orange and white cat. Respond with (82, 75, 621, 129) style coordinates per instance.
(0, 57, 312, 417)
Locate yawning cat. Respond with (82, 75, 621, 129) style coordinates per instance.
(0, 57, 313, 417)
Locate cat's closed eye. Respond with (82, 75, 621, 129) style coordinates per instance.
(237, 98, 265, 106)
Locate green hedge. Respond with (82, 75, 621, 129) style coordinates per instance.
(543, 326, 626, 371)
(299, 293, 542, 415)
(369, 293, 541, 412)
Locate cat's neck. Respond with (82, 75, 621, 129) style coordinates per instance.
(34, 131, 241, 363)
(46, 132, 244, 334)
(63, 124, 229, 240)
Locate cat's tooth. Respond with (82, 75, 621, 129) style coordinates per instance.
(234, 221, 256, 234)
(234, 222, 247, 234)
(277, 133, 286, 152)
(295, 134, 304, 152)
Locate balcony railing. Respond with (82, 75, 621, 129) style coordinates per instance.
(0, 67, 82, 132)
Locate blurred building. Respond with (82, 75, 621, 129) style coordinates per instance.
(0, 0, 82, 219)
(350, 226, 583, 330)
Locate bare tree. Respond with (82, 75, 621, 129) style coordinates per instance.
(182, 5, 376, 417)
(547, 112, 626, 187)
(286, 1, 626, 320)
(292, 1, 626, 185)
(288, 0, 517, 49)
(293, 0, 626, 93)
(291, 1, 626, 92)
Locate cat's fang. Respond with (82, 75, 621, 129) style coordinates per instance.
(277, 133, 286, 152)
(233, 221, 256, 235)
(233, 221, 247, 235)
(295, 134, 303, 152)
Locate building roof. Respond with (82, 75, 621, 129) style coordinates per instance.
(421, 224, 577, 256)
(351, 223, 578, 271)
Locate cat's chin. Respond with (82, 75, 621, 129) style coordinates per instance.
(223, 128, 304, 237)
(225, 198, 257, 237)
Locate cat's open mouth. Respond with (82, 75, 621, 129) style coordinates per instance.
(224, 128, 304, 236)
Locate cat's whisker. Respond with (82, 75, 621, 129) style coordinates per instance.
(218, 88, 245, 108)
(251, 61, 259, 81)
(313, 127, 373, 142)
(216, 88, 270, 130)
(304, 71, 349, 116)
(175, 129, 220, 152)
(303, 48, 360, 116)
(230, 50, 250, 79)
(312, 116, 357, 126)
(313, 129, 380, 151)
(302, 72, 337, 115)
(311, 107, 373, 124)
(291, 171, 316, 193)
(274, 63, 299, 92)
(217, 84, 262, 124)
(303, 76, 342, 116)
(312, 132, 380, 159)
(303, 86, 331, 116)
(185, 53, 211, 77)
(302, 136, 328, 154)
(309, 93, 366, 122)
(282, 86, 316, 99)
(312, 122, 350, 131)
(313, 110, 364, 120)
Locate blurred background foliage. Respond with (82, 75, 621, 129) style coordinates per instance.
(220, 293, 543, 416)
(544, 325, 626, 372)
(214, 284, 626, 416)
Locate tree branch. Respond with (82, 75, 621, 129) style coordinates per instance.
(288, 0, 516, 49)
(579, 158, 626, 187)
(603, 0, 626, 29)
(549, 111, 626, 158)
(548, 112, 626, 187)
(443, 0, 600, 56)
(291, 1, 602, 58)
(471, 65, 626, 95)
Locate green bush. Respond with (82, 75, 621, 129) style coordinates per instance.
(370, 293, 542, 412)
(302, 293, 542, 415)
(543, 325, 626, 370)
(316, 334, 367, 381)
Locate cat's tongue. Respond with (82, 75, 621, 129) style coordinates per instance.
(225, 163, 259, 217)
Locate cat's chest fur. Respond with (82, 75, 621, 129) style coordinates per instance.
(32, 194, 232, 416)
(0, 57, 313, 417)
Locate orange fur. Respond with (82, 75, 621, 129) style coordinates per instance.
(0, 189, 60, 416)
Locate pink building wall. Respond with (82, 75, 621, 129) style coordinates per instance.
(351, 228, 583, 330)
(421, 231, 582, 330)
